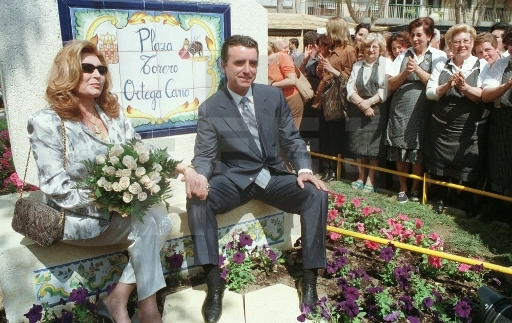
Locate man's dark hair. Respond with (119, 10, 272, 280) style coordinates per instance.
(355, 23, 371, 34)
(221, 35, 259, 64)
(490, 22, 511, 33)
(289, 37, 299, 48)
(303, 31, 319, 47)
(502, 26, 512, 47)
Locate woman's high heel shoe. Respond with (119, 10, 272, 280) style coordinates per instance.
(96, 300, 117, 323)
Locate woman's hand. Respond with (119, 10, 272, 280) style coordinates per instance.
(406, 57, 418, 74)
(364, 107, 375, 117)
(320, 55, 336, 75)
(358, 99, 373, 112)
(303, 44, 315, 61)
(453, 72, 467, 91)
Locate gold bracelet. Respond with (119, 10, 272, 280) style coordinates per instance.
(182, 164, 194, 175)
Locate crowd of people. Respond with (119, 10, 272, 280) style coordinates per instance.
(271, 18, 512, 224)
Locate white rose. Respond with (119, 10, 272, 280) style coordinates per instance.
(122, 169, 132, 177)
(138, 152, 150, 164)
(96, 154, 107, 165)
(96, 177, 107, 187)
(106, 166, 116, 176)
(149, 171, 161, 182)
(140, 175, 151, 185)
(104, 182, 113, 191)
(115, 169, 123, 178)
(102, 165, 110, 175)
(150, 184, 161, 194)
(153, 163, 162, 172)
(123, 192, 133, 203)
(110, 144, 124, 157)
(144, 180, 155, 190)
(112, 182, 121, 192)
(134, 142, 148, 154)
(122, 155, 137, 170)
(119, 176, 131, 190)
(138, 192, 147, 201)
(135, 167, 146, 177)
(109, 156, 120, 165)
(129, 182, 142, 194)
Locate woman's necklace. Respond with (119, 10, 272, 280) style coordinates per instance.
(83, 110, 103, 138)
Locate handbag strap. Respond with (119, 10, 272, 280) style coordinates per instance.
(19, 117, 67, 198)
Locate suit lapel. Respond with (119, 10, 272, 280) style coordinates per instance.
(219, 86, 262, 156)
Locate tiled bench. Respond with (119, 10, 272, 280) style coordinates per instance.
(0, 189, 301, 322)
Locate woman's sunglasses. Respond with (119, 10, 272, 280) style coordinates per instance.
(81, 63, 108, 75)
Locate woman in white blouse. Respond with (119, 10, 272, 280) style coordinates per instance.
(425, 24, 488, 216)
(346, 33, 392, 193)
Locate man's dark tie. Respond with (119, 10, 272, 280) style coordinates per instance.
(240, 97, 270, 188)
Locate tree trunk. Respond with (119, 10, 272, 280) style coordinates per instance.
(505, 0, 512, 22)
(371, 0, 389, 26)
(454, 0, 463, 23)
(277, 0, 284, 13)
(346, 0, 363, 23)
(472, 0, 490, 26)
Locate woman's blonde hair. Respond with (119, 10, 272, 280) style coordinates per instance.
(45, 40, 120, 121)
(326, 17, 351, 48)
(444, 24, 477, 47)
(358, 33, 387, 55)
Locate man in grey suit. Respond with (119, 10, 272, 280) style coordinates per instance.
(182, 35, 328, 323)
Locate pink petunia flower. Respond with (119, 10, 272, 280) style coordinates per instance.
(415, 234, 425, 245)
(380, 228, 393, 240)
(428, 255, 442, 268)
(364, 240, 380, 250)
(458, 263, 471, 272)
(397, 213, 409, 221)
(356, 222, 365, 233)
(361, 206, 372, 217)
(328, 209, 339, 221)
(415, 218, 423, 229)
(334, 194, 346, 207)
(351, 197, 362, 208)
(329, 232, 341, 241)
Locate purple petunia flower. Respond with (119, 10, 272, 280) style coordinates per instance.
(238, 233, 253, 247)
(367, 286, 384, 294)
(337, 278, 349, 290)
(344, 286, 360, 301)
(333, 247, 350, 257)
(267, 249, 278, 263)
(232, 251, 246, 264)
(399, 295, 414, 312)
(336, 256, 348, 268)
(354, 268, 371, 281)
(24, 304, 43, 323)
(454, 300, 471, 318)
(166, 253, 184, 269)
(224, 241, 234, 250)
(383, 311, 400, 322)
(320, 308, 330, 319)
(218, 255, 226, 267)
(408, 316, 420, 323)
(379, 247, 395, 262)
(431, 290, 443, 303)
(69, 287, 89, 305)
(423, 297, 434, 309)
(220, 267, 229, 280)
(326, 261, 338, 274)
(340, 300, 359, 318)
(470, 264, 484, 272)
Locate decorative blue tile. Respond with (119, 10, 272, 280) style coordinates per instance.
(33, 212, 285, 307)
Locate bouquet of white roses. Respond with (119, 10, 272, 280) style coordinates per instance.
(74, 138, 181, 223)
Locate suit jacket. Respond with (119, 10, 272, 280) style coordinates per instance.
(192, 83, 311, 190)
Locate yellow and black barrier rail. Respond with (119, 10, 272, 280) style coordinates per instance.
(308, 151, 512, 204)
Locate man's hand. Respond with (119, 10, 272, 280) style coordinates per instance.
(181, 167, 210, 200)
(297, 172, 328, 191)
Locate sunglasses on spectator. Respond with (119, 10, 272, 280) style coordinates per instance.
(81, 63, 108, 75)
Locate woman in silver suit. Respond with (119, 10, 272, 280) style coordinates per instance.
(28, 40, 186, 323)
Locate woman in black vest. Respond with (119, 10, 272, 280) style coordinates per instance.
(425, 24, 489, 216)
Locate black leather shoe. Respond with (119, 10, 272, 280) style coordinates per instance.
(324, 172, 336, 182)
(433, 200, 444, 214)
(202, 286, 224, 323)
(298, 279, 318, 311)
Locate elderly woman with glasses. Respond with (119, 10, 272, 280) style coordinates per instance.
(425, 24, 489, 216)
(27, 40, 186, 323)
(346, 33, 392, 193)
